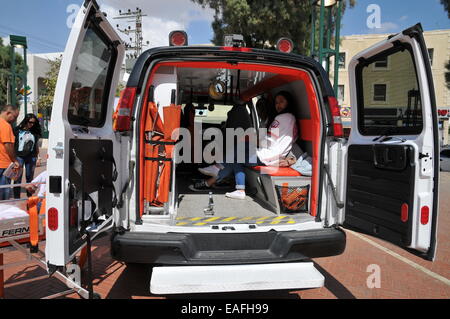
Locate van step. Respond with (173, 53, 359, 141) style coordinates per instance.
(175, 214, 314, 227)
(150, 262, 325, 294)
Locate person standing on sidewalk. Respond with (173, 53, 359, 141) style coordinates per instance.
(0, 105, 20, 200)
(13, 113, 42, 198)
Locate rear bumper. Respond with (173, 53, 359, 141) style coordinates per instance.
(111, 227, 346, 265)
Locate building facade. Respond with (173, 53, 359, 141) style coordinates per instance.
(331, 29, 450, 126)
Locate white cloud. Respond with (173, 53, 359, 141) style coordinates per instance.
(399, 15, 408, 21)
(98, 0, 215, 48)
(379, 22, 400, 32)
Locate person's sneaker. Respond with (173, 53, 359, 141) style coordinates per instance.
(198, 165, 221, 177)
(189, 180, 211, 192)
(225, 190, 246, 200)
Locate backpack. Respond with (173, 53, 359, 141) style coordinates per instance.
(16, 130, 36, 157)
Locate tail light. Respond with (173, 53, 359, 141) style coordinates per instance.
(421, 206, 430, 225)
(276, 38, 294, 53)
(114, 87, 137, 132)
(48, 207, 58, 231)
(328, 96, 344, 137)
(169, 31, 188, 46)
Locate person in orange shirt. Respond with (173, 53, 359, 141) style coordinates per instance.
(0, 105, 20, 200)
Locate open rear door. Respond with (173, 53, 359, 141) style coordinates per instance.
(45, 0, 125, 268)
(344, 24, 439, 260)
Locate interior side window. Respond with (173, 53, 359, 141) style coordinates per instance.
(357, 45, 423, 135)
(68, 25, 117, 127)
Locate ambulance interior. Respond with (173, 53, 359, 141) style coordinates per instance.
(138, 63, 323, 225)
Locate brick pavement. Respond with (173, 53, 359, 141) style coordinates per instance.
(1, 155, 449, 299)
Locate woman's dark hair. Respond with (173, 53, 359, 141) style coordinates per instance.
(17, 113, 42, 137)
(268, 91, 295, 124)
(256, 97, 269, 123)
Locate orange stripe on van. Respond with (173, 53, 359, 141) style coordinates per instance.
(298, 119, 313, 141)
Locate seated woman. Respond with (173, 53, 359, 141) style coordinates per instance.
(190, 91, 298, 199)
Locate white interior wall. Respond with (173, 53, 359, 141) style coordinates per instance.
(152, 67, 178, 122)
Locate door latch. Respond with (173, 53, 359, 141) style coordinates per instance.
(419, 152, 430, 159)
(52, 142, 64, 159)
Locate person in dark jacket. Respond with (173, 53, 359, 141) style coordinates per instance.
(13, 113, 42, 198)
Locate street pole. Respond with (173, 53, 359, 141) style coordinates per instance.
(9, 35, 28, 119)
(310, 3, 316, 57)
(310, 0, 342, 97)
(23, 48, 27, 115)
(10, 45, 16, 107)
(333, 0, 342, 97)
(326, 6, 333, 73)
(318, 0, 326, 66)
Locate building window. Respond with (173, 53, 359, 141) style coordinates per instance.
(373, 84, 387, 102)
(339, 52, 346, 69)
(358, 45, 422, 135)
(428, 48, 434, 66)
(338, 85, 345, 103)
(374, 56, 388, 68)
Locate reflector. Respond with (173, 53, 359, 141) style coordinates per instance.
(421, 206, 430, 225)
(48, 208, 58, 231)
(276, 38, 294, 53)
(169, 31, 188, 46)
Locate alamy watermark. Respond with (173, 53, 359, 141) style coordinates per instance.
(66, 263, 81, 289)
(167, 124, 276, 165)
(66, 4, 81, 29)
(366, 264, 381, 289)
(367, 4, 382, 30)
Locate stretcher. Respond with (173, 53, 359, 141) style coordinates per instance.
(0, 186, 91, 299)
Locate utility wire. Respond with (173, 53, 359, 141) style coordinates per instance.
(0, 24, 65, 52)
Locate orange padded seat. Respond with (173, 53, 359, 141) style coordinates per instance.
(250, 166, 302, 177)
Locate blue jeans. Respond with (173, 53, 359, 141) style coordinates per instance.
(13, 156, 37, 199)
(216, 142, 263, 190)
(0, 168, 12, 200)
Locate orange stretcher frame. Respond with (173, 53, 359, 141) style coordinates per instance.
(143, 102, 182, 209)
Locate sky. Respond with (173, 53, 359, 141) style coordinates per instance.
(0, 0, 448, 54)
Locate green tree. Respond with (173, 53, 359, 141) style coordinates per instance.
(441, 0, 450, 18)
(191, 0, 355, 55)
(0, 37, 26, 106)
(35, 56, 62, 116)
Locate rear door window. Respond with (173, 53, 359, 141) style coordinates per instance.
(67, 25, 117, 127)
(356, 45, 422, 135)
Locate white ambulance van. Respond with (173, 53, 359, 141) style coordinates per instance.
(44, 0, 440, 295)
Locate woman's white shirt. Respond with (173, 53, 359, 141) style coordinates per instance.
(256, 113, 298, 166)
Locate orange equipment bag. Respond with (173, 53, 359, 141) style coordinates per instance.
(275, 183, 310, 213)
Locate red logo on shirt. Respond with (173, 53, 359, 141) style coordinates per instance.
(270, 120, 280, 129)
